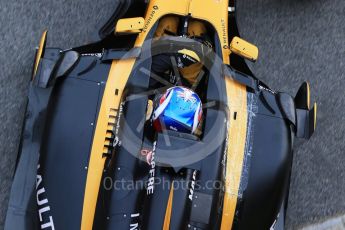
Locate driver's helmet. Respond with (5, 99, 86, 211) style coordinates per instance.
(153, 86, 202, 135)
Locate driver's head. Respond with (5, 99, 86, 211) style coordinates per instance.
(153, 86, 202, 135)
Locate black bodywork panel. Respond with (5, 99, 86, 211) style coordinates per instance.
(37, 77, 102, 229)
(5, 50, 111, 229)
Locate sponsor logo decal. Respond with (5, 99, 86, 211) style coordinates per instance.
(188, 170, 197, 201)
(113, 102, 124, 148)
(220, 19, 228, 49)
(36, 165, 55, 230)
(141, 148, 153, 165)
(81, 53, 102, 58)
(222, 120, 230, 178)
(130, 213, 140, 230)
(146, 141, 157, 195)
(259, 85, 276, 94)
(143, 5, 159, 32)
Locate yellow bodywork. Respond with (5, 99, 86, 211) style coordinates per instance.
(313, 102, 317, 130)
(163, 186, 174, 230)
(33, 30, 47, 79)
(306, 81, 311, 110)
(115, 17, 145, 34)
(81, 0, 248, 229)
(230, 36, 259, 62)
(221, 80, 248, 230)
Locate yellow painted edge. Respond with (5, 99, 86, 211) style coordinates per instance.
(163, 186, 174, 230)
(146, 100, 154, 121)
(115, 17, 145, 33)
(229, 36, 259, 62)
(33, 30, 47, 79)
(178, 49, 201, 62)
(314, 102, 317, 130)
(220, 79, 248, 230)
(306, 82, 311, 110)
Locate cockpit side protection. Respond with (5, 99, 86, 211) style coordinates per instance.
(35, 50, 80, 88)
(277, 82, 317, 140)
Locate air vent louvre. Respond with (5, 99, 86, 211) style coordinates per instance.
(102, 107, 118, 157)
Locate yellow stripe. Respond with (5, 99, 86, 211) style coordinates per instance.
(188, 1, 248, 227)
(115, 17, 145, 34)
(163, 187, 174, 230)
(33, 30, 47, 79)
(194, 0, 250, 227)
(220, 78, 248, 229)
(306, 82, 311, 110)
(178, 49, 201, 62)
(314, 102, 317, 130)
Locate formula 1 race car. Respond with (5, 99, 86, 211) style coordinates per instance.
(5, 0, 317, 230)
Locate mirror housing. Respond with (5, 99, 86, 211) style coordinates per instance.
(115, 17, 145, 34)
(230, 36, 259, 62)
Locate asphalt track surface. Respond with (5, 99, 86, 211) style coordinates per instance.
(0, 0, 344, 229)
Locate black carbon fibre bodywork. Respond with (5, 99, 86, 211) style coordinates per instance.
(234, 91, 294, 230)
(5, 1, 315, 230)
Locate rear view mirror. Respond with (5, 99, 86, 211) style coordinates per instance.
(115, 17, 145, 34)
(230, 36, 259, 62)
